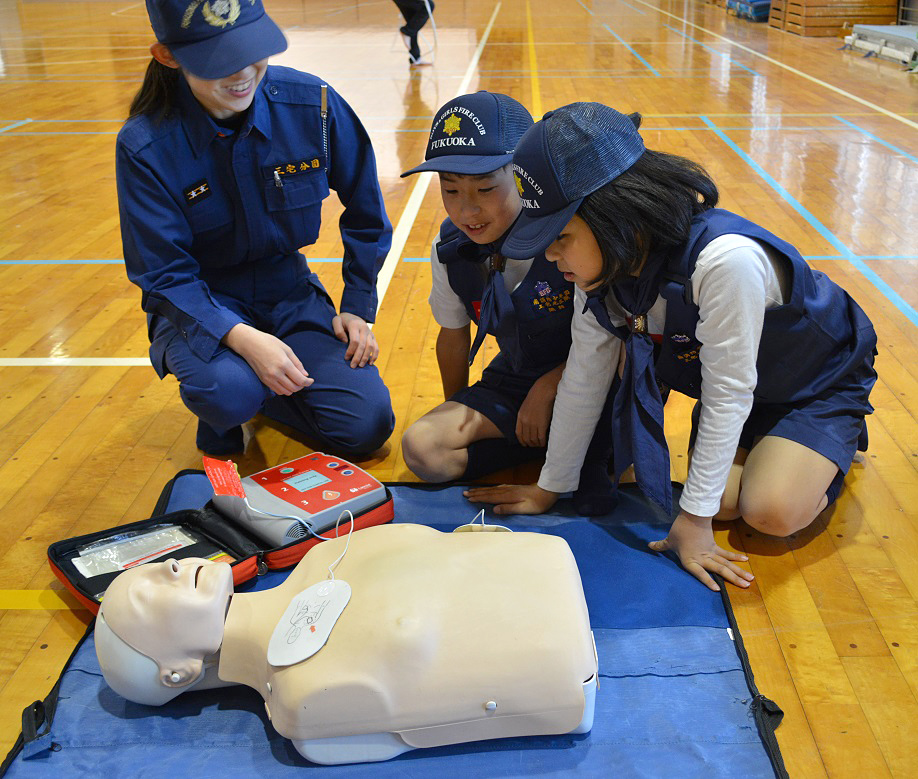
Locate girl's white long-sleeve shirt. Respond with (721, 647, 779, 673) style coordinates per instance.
(538, 234, 788, 517)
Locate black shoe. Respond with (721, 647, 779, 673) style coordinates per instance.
(196, 420, 244, 456)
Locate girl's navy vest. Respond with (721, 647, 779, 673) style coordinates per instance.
(436, 218, 574, 374)
(649, 209, 876, 402)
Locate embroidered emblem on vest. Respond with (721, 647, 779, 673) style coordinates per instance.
(534, 280, 552, 297)
(671, 333, 691, 343)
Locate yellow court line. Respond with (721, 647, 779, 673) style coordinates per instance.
(525, 0, 542, 120)
(0, 589, 86, 610)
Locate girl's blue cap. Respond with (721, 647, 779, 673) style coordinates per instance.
(401, 92, 533, 177)
(502, 103, 645, 259)
(146, 0, 287, 79)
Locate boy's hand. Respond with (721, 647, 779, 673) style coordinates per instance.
(648, 511, 754, 591)
(333, 313, 378, 367)
(515, 364, 564, 447)
(464, 484, 559, 515)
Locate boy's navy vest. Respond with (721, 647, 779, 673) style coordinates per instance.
(643, 209, 876, 402)
(436, 218, 574, 374)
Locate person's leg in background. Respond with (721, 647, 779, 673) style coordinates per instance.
(392, 0, 435, 64)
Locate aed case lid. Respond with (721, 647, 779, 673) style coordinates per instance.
(212, 454, 388, 547)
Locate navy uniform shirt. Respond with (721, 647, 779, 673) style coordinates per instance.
(117, 66, 392, 365)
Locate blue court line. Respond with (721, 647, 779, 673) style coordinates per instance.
(833, 116, 918, 164)
(0, 125, 858, 138)
(601, 24, 662, 77)
(0, 257, 446, 265)
(618, 0, 648, 14)
(0, 119, 33, 133)
(701, 115, 918, 327)
(575, 0, 660, 76)
(664, 25, 759, 77)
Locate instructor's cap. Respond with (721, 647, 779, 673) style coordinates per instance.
(502, 102, 645, 259)
(401, 91, 533, 177)
(146, 0, 288, 79)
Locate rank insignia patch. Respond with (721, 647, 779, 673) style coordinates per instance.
(184, 179, 211, 205)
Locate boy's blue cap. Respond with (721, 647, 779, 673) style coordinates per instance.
(146, 0, 287, 79)
(401, 91, 533, 177)
(502, 102, 645, 259)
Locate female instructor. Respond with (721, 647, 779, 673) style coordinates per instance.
(118, 0, 395, 455)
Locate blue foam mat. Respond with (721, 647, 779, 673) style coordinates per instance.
(4, 478, 782, 778)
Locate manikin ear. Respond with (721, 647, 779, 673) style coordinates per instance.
(150, 43, 180, 70)
(160, 659, 203, 688)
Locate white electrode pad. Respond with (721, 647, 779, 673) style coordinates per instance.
(267, 580, 351, 667)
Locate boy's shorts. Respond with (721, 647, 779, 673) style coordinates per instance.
(450, 352, 562, 445)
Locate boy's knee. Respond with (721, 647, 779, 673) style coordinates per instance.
(401, 421, 451, 482)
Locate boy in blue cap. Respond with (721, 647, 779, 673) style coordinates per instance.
(400, 92, 615, 512)
(118, 0, 395, 456)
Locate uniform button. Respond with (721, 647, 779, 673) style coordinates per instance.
(269, 85, 278, 95)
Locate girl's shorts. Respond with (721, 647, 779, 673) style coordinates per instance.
(691, 355, 877, 507)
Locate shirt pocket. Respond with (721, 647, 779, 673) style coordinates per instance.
(263, 171, 330, 251)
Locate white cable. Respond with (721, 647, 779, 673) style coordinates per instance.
(325, 510, 356, 581)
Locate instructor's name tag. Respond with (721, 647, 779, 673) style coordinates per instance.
(267, 580, 351, 667)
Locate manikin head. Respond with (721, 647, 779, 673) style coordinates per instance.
(95, 557, 234, 705)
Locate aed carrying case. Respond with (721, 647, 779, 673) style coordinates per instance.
(47, 468, 394, 614)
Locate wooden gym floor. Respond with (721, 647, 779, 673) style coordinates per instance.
(0, 0, 916, 774)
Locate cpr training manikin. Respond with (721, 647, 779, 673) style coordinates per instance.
(94, 523, 598, 765)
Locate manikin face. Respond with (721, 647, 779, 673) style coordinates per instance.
(544, 213, 604, 291)
(101, 557, 234, 687)
(438, 166, 522, 245)
(183, 59, 269, 119)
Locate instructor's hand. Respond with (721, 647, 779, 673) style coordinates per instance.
(464, 484, 559, 515)
(648, 511, 754, 591)
(223, 323, 313, 396)
(333, 313, 378, 368)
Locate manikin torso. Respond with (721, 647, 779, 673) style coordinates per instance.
(217, 524, 596, 754)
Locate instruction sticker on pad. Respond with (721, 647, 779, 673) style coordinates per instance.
(267, 580, 351, 667)
(203, 456, 247, 499)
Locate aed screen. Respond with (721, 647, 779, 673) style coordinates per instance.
(283, 470, 331, 492)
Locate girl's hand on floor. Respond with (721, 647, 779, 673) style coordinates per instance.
(648, 511, 754, 591)
(464, 484, 559, 515)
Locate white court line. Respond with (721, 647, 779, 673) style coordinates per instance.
(373, 1, 502, 313)
(0, 358, 149, 367)
(630, 0, 918, 132)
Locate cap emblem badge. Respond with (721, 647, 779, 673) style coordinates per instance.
(183, 0, 242, 30)
(443, 114, 462, 136)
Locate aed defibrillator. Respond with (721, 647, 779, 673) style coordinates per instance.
(206, 454, 388, 547)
